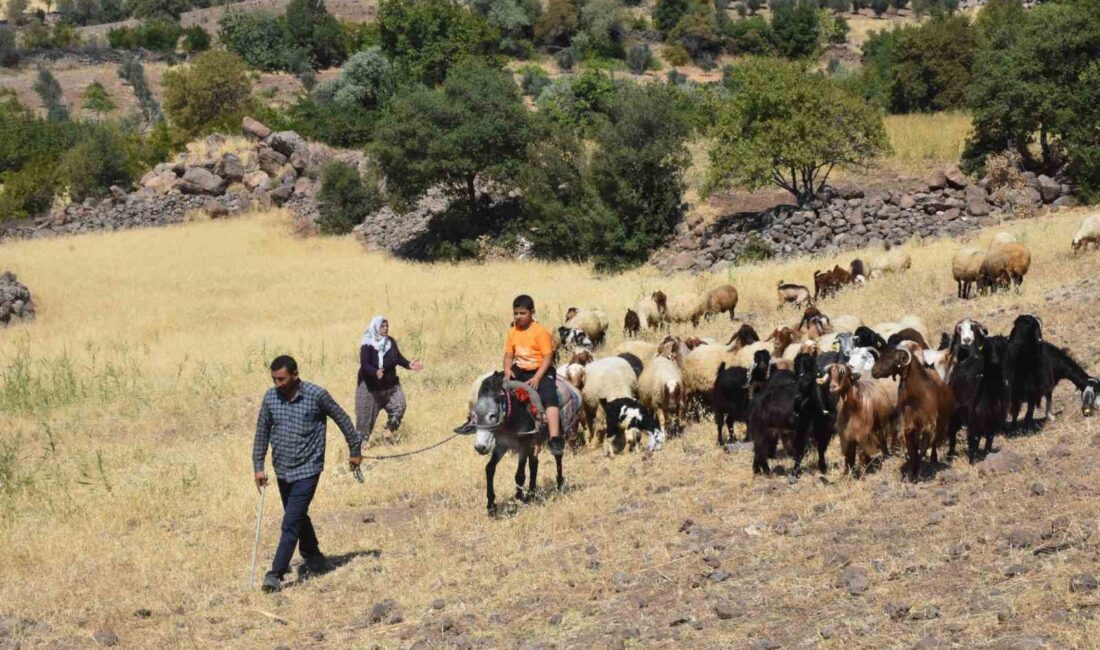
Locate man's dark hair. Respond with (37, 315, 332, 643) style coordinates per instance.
(270, 355, 298, 374)
(512, 294, 535, 311)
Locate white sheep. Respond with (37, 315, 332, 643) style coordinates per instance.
(733, 341, 772, 370)
(637, 356, 685, 434)
(571, 356, 638, 448)
(663, 292, 708, 327)
(613, 339, 658, 362)
(989, 231, 1019, 250)
(952, 246, 985, 299)
(1072, 214, 1100, 252)
(869, 247, 912, 278)
(682, 343, 738, 401)
(634, 296, 663, 330)
(564, 309, 609, 347)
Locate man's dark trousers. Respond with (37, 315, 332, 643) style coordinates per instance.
(272, 473, 321, 576)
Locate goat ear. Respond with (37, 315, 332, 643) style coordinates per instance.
(851, 372, 861, 381)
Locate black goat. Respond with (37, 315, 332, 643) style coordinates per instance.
(1039, 343, 1094, 421)
(713, 362, 751, 446)
(853, 326, 887, 351)
(886, 328, 930, 350)
(1004, 315, 1046, 430)
(948, 335, 1009, 462)
(747, 364, 799, 475)
(793, 352, 834, 474)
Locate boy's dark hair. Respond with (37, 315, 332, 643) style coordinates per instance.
(270, 355, 298, 374)
(512, 294, 535, 311)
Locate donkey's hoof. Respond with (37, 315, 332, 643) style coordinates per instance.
(487, 504, 497, 517)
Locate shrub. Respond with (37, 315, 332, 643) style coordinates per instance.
(288, 96, 375, 147)
(625, 43, 653, 74)
(162, 50, 253, 138)
(663, 43, 690, 66)
(33, 68, 69, 122)
(579, 0, 624, 57)
(81, 81, 115, 118)
(554, 46, 576, 70)
(727, 16, 774, 55)
(771, 0, 820, 59)
(667, 5, 723, 62)
(378, 0, 501, 85)
(218, 11, 296, 71)
(534, 0, 578, 47)
(316, 160, 381, 235)
(117, 55, 163, 124)
(654, 0, 688, 35)
(0, 159, 58, 220)
(58, 126, 135, 201)
(0, 27, 19, 67)
(136, 18, 183, 51)
(182, 25, 210, 52)
(739, 233, 775, 263)
(519, 63, 551, 96)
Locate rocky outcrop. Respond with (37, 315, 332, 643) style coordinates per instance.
(652, 166, 1074, 274)
(0, 272, 35, 326)
(348, 188, 449, 254)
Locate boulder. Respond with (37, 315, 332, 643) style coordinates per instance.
(217, 154, 245, 182)
(289, 151, 307, 172)
(966, 196, 991, 217)
(898, 194, 915, 209)
(143, 171, 179, 195)
(202, 198, 229, 218)
(927, 170, 948, 191)
(293, 178, 318, 198)
(242, 116, 272, 140)
(268, 131, 308, 158)
(178, 167, 226, 195)
(1037, 175, 1061, 203)
(243, 171, 272, 191)
(257, 147, 288, 176)
(944, 166, 969, 189)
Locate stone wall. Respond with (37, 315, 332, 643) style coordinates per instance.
(652, 166, 1075, 274)
(0, 272, 35, 326)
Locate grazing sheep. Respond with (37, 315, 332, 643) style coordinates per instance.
(600, 397, 666, 455)
(557, 326, 594, 351)
(613, 339, 658, 362)
(564, 309, 609, 348)
(617, 352, 645, 379)
(1072, 214, 1100, 252)
(978, 242, 1031, 294)
(952, 246, 985, 299)
(989, 231, 1018, 250)
(651, 291, 668, 317)
(850, 258, 867, 282)
(571, 356, 639, 448)
(683, 336, 714, 350)
(635, 296, 663, 331)
(682, 343, 738, 409)
(726, 323, 761, 350)
(777, 281, 812, 308)
(704, 284, 739, 321)
(664, 293, 708, 327)
(869, 247, 911, 279)
(713, 362, 750, 446)
(623, 309, 641, 337)
(638, 356, 685, 435)
(822, 363, 899, 477)
(564, 307, 579, 322)
(873, 315, 928, 345)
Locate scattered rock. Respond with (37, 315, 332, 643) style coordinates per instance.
(202, 198, 229, 218)
(944, 166, 969, 189)
(752, 639, 781, 650)
(927, 170, 948, 191)
(242, 117, 272, 140)
(431, 599, 446, 610)
(838, 566, 869, 595)
(1037, 175, 1061, 203)
(909, 605, 940, 621)
(0, 272, 36, 326)
(1069, 574, 1098, 594)
(267, 131, 308, 158)
(885, 602, 910, 620)
(708, 571, 729, 583)
(178, 167, 225, 195)
(912, 636, 944, 649)
(133, 609, 152, 618)
(1031, 482, 1047, 496)
(548, 613, 562, 626)
(715, 602, 738, 620)
(367, 599, 403, 625)
(979, 450, 1027, 475)
(1005, 529, 1039, 549)
(1005, 564, 1029, 577)
(93, 628, 119, 647)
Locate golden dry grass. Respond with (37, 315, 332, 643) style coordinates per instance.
(1, 208, 1099, 648)
(881, 112, 973, 174)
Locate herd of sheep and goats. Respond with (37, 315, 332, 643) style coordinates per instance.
(462, 216, 1100, 514)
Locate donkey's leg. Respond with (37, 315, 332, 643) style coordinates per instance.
(528, 451, 538, 497)
(555, 453, 564, 490)
(485, 448, 502, 516)
(514, 449, 528, 502)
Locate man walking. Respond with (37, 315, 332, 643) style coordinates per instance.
(253, 355, 364, 592)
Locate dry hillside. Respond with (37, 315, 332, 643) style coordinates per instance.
(1, 207, 1098, 648)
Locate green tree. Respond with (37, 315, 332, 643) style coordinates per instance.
(372, 66, 532, 211)
(218, 11, 296, 71)
(870, 0, 888, 17)
(162, 50, 252, 138)
(589, 83, 690, 269)
(0, 27, 20, 67)
(889, 14, 978, 112)
(708, 58, 889, 205)
(316, 160, 382, 234)
(378, 0, 500, 86)
(81, 81, 114, 118)
(654, 0, 688, 35)
(625, 43, 653, 74)
(667, 4, 723, 62)
(311, 47, 396, 110)
(285, 0, 346, 68)
(771, 0, 821, 59)
(974, 0, 1025, 48)
(579, 0, 624, 57)
(33, 67, 69, 122)
(534, 0, 577, 46)
(182, 25, 210, 51)
(117, 54, 163, 123)
(855, 26, 898, 106)
(727, 15, 774, 54)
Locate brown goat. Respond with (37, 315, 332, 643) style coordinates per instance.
(766, 326, 800, 358)
(777, 281, 812, 309)
(872, 342, 954, 481)
(623, 309, 640, 337)
(823, 364, 898, 477)
(682, 336, 709, 350)
(813, 265, 855, 300)
(651, 290, 668, 317)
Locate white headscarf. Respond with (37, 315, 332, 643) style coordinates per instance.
(360, 316, 391, 367)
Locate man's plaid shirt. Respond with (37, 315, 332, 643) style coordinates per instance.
(253, 381, 363, 482)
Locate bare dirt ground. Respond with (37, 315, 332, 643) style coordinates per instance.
(1, 208, 1098, 649)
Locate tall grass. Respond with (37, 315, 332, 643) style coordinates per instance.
(882, 111, 972, 173)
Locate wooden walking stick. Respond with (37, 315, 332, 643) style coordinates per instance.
(248, 484, 266, 590)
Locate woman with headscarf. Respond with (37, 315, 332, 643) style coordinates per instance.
(356, 316, 423, 444)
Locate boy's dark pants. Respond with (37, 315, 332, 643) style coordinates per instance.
(271, 473, 322, 577)
(511, 366, 559, 408)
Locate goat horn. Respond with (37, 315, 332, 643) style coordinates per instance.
(900, 349, 912, 366)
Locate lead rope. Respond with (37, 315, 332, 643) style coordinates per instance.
(357, 432, 462, 463)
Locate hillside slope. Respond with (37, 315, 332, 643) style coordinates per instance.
(0, 208, 1098, 648)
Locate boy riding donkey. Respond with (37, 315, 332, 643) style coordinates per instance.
(457, 295, 565, 457)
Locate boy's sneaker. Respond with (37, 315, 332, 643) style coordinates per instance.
(261, 572, 282, 593)
(549, 437, 565, 457)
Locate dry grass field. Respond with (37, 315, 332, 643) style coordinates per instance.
(2, 208, 1099, 648)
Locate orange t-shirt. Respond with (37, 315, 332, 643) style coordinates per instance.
(505, 322, 553, 371)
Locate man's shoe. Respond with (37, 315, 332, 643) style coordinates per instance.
(549, 437, 565, 457)
(261, 572, 282, 593)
